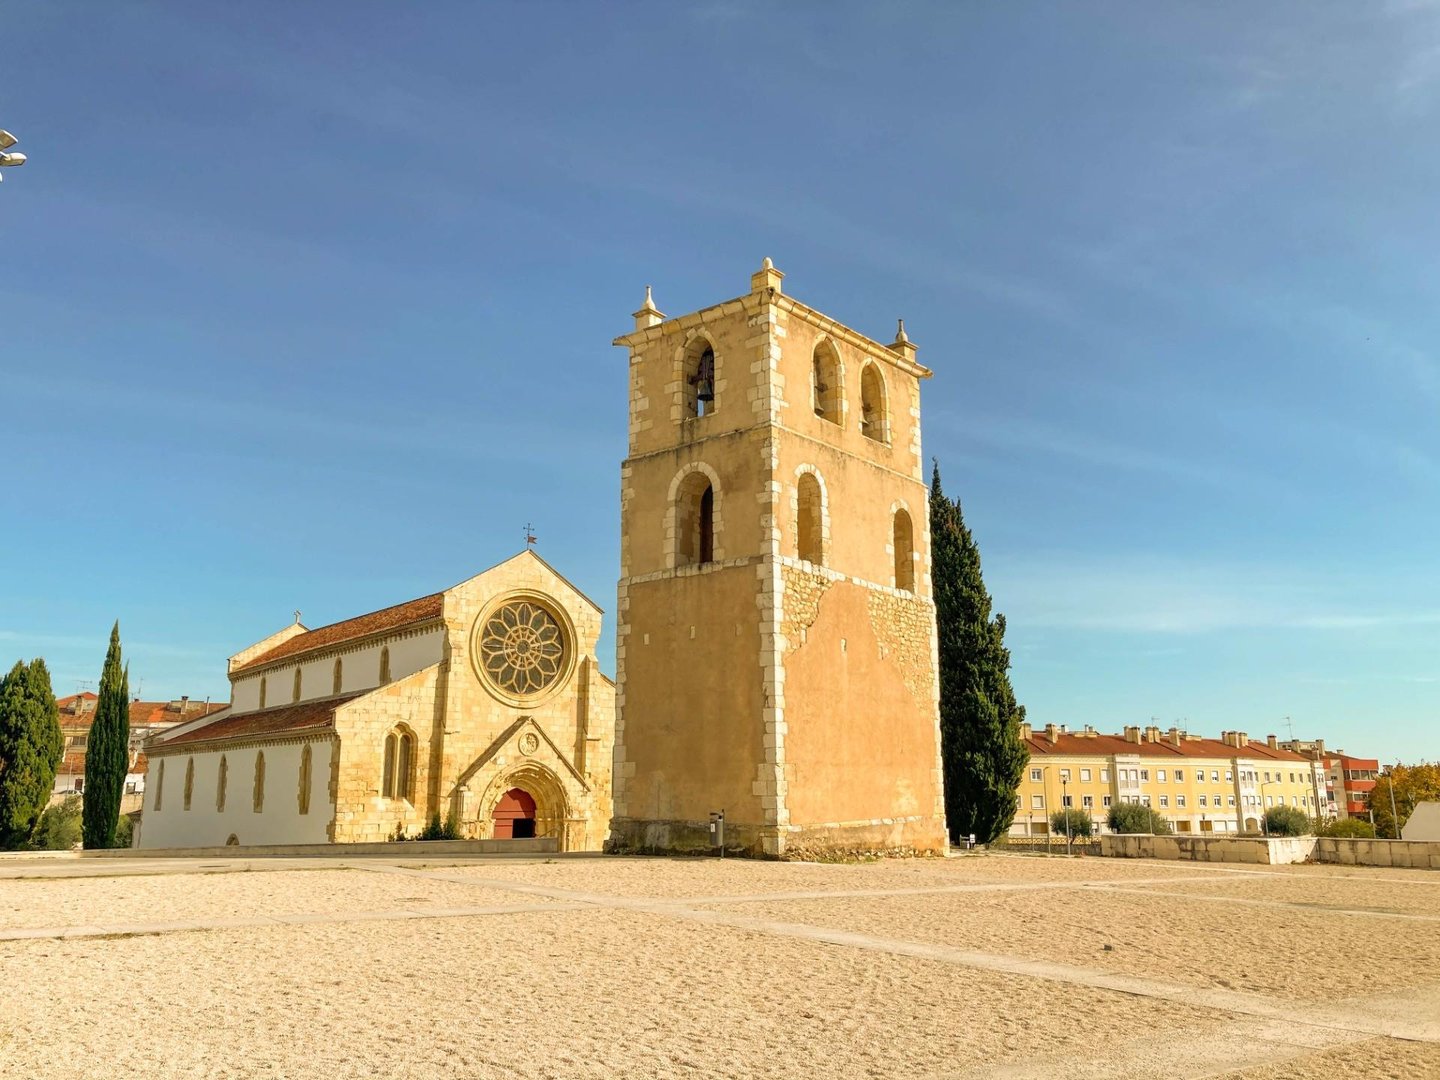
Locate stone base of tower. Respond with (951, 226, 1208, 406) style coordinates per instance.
(606, 814, 947, 859)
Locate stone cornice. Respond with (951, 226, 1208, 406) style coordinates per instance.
(149, 729, 337, 758)
(613, 289, 933, 381)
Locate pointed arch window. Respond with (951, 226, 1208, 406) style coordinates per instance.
(217, 754, 228, 813)
(183, 757, 195, 811)
(253, 751, 266, 813)
(382, 727, 415, 802)
(812, 341, 842, 425)
(379, 647, 391, 686)
(893, 508, 915, 591)
(332, 657, 343, 696)
(684, 339, 718, 419)
(796, 473, 825, 565)
(298, 744, 313, 815)
(674, 472, 716, 567)
(860, 363, 889, 443)
(292, 667, 302, 702)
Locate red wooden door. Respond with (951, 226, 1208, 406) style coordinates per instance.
(493, 788, 537, 839)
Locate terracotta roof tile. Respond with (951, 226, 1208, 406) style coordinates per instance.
(156, 693, 364, 750)
(233, 593, 445, 674)
(1026, 731, 1313, 762)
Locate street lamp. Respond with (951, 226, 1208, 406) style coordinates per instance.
(1388, 764, 1401, 839)
(0, 128, 26, 179)
(1260, 782, 1274, 836)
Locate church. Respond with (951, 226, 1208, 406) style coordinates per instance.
(142, 261, 947, 857)
(140, 551, 614, 850)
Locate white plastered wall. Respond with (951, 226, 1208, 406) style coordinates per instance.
(229, 628, 445, 712)
(138, 738, 334, 849)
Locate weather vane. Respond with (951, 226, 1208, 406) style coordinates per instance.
(524, 523, 537, 547)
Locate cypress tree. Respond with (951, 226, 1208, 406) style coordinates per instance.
(82, 622, 130, 849)
(0, 658, 63, 848)
(930, 462, 1029, 844)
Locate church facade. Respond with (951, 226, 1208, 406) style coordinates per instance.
(608, 262, 948, 856)
(141, 551, 614, 850)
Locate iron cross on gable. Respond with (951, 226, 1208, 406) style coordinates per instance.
(524, 523, 537, 547)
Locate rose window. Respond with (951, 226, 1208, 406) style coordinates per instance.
(478, 601, 568, 697)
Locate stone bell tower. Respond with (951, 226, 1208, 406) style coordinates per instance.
(608, 261, 947, 856)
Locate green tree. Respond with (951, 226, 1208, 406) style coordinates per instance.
(1368, 764, 1440, 839)
(1319, 816, 1375, 839)
(1049, 808, 1094, 839)
(0, 659, 64, 848)
(31, 793, 83, 850)
(930, 462, 1028, 844)
(82, 623, 130, 849)
(1107, 800, 1172, 835)
(1263, 805, 1311, 837)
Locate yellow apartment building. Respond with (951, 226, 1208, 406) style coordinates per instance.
(1012, 724, 1329, 836)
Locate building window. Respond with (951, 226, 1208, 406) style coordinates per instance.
(1059, 769, 1071, 781)
(1102, 795, 1113, 808)
(1100, 769, 1110, 782)
(1227, 795, 1235, 807)
(1030, 768, 1042, 782)
(1225, 770, 1233, 781)
(154, 760, 164, 811)
(1157, 769, 1166, 782)
(292, 668, 302, 703)
(298, 744, 312, 815)
(1141, 795, 1152, 806)
(674, 471, 717, 567)
(1082, 795, 1094, 809)
(217, 755, 228, 813)
(253, 751, 266, 813)
(332, 658, 343, 696)
(684, 339, 717, 419)
(1140, 769, 1149, 782)
(859, 362, 888, 442)
(892, 509, 914, 591)
(1177, 795, 1187, 808)
(1199, 795, 1208, 807)
(259, 677, 267, 710)
(382, 727, 415, 802)
(796, 472, 824, 565)
(1062, 794, 1073, 808)
(812, 340, 842, 424)
(183, 757, 195, 811)
(1160, 795, 1169, 807)
(1212, 770, 1220, 782)
(1175, 769, 1184, 782)
(379, 646, 391, 686)
(1031, 795, 1044, 809)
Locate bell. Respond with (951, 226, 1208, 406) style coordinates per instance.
(694, 347, 716, 402)
(696, 377, 714, 403)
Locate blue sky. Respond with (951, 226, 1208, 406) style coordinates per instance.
(2, 2, 1437, 762)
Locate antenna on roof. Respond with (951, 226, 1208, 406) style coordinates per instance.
(1283, 715, 1295, 740)
(524, 523, 538, 548)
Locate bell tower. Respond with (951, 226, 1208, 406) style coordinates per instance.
(609, 261, 947, 856)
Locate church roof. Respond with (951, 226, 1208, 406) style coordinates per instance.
(232, 593, 445, 674)
(156, 692, 366, 750)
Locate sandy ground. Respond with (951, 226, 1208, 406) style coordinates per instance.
(1, 852, 1437, 1079)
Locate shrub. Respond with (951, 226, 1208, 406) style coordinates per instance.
(29, 795, 82, 851)
(113, 814, 134, 849)
(1048, 808, 1094, 839)
(1106, 800, 1172, 835)
(1264, 805, 1312, 837)
(419, 811, 462, 841)
(1319, 817, 1375, 839)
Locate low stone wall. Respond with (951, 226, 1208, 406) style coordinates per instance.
(0, 837, 560, 860)
(1315, 837, 1440, 869)
(1100, 834, 1316, 865)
